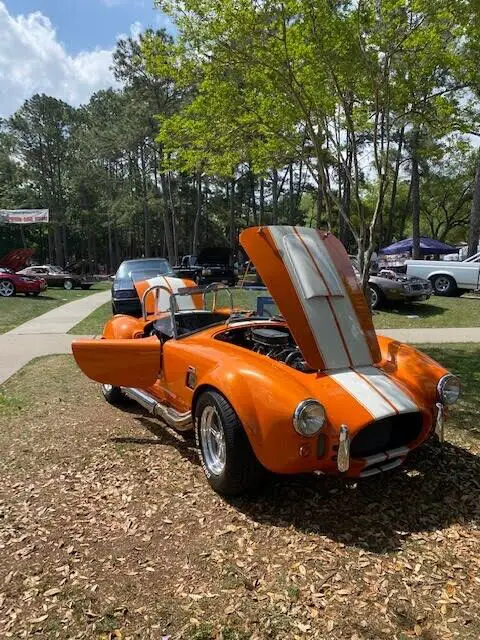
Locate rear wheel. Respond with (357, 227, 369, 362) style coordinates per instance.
(431, 274, 457, 296)
(101, 384, 125, 406)
(63, 279, 74, 290)
(32, 292, 40, 297)
(195, 390, 265, 496)
(0, 280, 15, 297)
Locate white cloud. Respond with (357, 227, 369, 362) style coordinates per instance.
(0, 2, 121, 118)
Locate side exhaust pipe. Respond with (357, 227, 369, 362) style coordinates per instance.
(122, 387, 193, 432)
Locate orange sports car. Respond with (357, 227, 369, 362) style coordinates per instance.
(72, 226, 460, 496)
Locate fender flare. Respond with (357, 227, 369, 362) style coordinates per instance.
(424, 269, 458, 282)
(191, 364, 310, 469)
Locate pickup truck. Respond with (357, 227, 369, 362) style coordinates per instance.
(406, 252, 480, 296)
(173, 247, 237, 286)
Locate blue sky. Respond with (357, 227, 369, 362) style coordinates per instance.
(0, 1, 173, 117)
(7, 0, 171, 54)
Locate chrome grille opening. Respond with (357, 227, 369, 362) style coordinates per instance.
(350, 412, 423, 459)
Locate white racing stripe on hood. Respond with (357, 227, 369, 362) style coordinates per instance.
(355, 366, 418, 414)
(328, 369, 397, 419)
(146, 276, 195, 311)
(329, 368, 418, 420)
(270, 225, 373, 369)
(271, 226, 347, 369)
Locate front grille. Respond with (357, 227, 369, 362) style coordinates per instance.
(350, 412, 423, 458)
(411, 283, 424, 291)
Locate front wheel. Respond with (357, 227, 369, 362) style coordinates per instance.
(368, 284, 383, 310)
(195, 390, 265, 496)
(0, 280, 15, 297)
(431, 274, 457, 296)
(101, 384, 125, 405)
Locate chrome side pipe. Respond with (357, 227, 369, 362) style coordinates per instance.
(122, 387, 193, 432)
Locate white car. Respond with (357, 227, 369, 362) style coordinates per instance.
(406, 252, 480, 296)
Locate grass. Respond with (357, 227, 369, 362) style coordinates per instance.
(0, 281, 111, 334)
(373, 294, 480, 329)
(71, 286, 480, 337)
(69, 300, 112, 335)
(0, 345, 479, 638)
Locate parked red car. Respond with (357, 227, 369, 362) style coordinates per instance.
(0, 267, 47, 297)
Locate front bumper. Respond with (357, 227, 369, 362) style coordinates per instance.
(385, 287, 431, 303)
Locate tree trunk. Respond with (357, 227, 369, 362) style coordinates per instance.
(192, 171, 202, 254)
(410, 131, 421, 260)
(316, 181, 323, 228)
(272, 169, 278, 224)
(289, 163, 295, 223)
(140, 143, 151, 258)
(467, 153, 480, 257)
(259, 178, 265, 224)
(159, 173, 175, 264)
(229, 178, 235, 248)
(54, 221, 64, 267)
(386, 127, 404, 245)
(249, 170, 257, 224)
(107, 220, 114, 273)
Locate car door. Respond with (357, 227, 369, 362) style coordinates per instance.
(72, 336, 161, 388)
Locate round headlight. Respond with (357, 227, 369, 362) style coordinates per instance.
(437, 374, 460, 405)
(293, 399, 326, 436)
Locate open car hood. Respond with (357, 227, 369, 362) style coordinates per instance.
(0, 248, 35, 272)
(240, 226, 381, 371)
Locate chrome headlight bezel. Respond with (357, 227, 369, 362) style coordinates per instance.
(437, 374, 460, 406)
(293, 399, 326, 437)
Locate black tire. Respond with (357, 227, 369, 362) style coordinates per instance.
(195, 390, 265, 496)
(430, 274, 457, 297)
(63, 279, 74, 290)
(0, 279, 16, 297)
(111, 302, 117, 315)
(32, 292, 40, 297)
(368, 284, 383, 310)
(101, 384, 125, 405)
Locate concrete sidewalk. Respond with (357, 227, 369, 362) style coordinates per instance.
(6, 290, 110, 335)
(0, 334, 92, 385)
(377, 327, 480, 344)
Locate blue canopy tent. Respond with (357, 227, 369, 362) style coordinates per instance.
(379, 237, 459, 256)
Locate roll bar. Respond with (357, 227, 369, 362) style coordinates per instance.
(141, 282, 234, 321)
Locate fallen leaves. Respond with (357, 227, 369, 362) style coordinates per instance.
(0, 356, 480, 639)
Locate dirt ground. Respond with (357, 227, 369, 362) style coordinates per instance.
(0, 355, 479, 639)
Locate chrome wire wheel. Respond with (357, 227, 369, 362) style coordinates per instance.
(200, 405, 226, 476)
(0, 281, 15, 297)
(102, 384, 113, 393)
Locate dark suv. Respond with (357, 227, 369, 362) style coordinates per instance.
(173, 247, 237, 286)
(112, 258, 174, 316)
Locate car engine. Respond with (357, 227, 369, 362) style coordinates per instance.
(218, 325, 312, 371)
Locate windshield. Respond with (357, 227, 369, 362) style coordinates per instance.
(117, 259, 173, 280)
